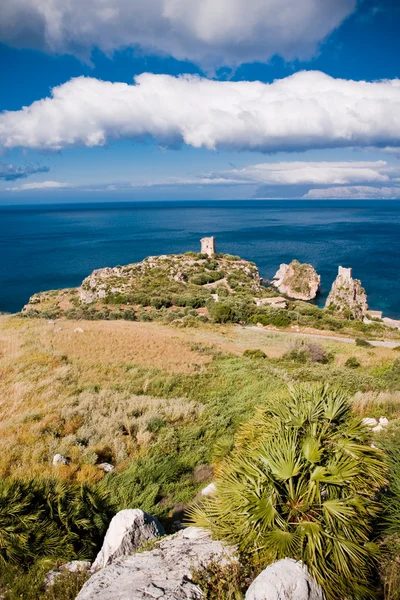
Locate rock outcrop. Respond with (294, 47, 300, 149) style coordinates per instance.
(78, 254, 262, 304)
(91, 509, 165, 571)
(272, 260, 320, 301)
(76, 527, 235, 600)
(245, 559, 325, 600)
(325, 267, 368, 319)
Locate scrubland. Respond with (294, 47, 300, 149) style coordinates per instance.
(2, 314, 400, 598)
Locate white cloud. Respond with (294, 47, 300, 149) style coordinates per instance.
(303, 186, 400, 199)
(1, 71, 400, 153)
(213, 160, 399, 185)
(6, 181, 70, 191)
(0, 0, 356, 69)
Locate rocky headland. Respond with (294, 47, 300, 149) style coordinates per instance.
(325, 266, 368, 319)
(272, 260, 320, 301)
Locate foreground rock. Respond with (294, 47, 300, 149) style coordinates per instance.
(76, 527, 235, 600)
(272, 260, 320, 301)
(245, 558, 325, 600)
(325, 267, 368, 319)
(91, 509, 165, 571)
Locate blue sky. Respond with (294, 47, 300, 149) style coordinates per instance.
(0, 0, 399, 202)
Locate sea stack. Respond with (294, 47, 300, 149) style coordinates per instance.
(325, 266, 368, 319)
(272, 259, 320, 301)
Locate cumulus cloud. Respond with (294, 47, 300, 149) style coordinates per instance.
(1, 71, 400, 153)
(303, 186, 400, 199)
(211, 160, 399, 185)
(0, 162, 49, 181)
(0, 0, 356, 69)
(6, 181, 69, 191)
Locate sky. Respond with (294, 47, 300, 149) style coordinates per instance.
(0, 0, 399, 202)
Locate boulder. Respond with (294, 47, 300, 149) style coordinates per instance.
(98, 462, 115, 473)
(52, 453, 70, 466)
(76, 527, 235, 600)
(325, 267, 368, 319)
(272, 261, 320, 301)
(91, 509, 165, 571)
(245, 558, 325, 600)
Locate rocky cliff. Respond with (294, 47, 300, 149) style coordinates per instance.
(272, 260, 320, 301)
(325, 267, 368, 319)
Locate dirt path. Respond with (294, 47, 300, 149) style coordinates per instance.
(245, 326, 400, 349)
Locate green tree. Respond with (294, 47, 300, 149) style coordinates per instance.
(190, 385, 387, 599)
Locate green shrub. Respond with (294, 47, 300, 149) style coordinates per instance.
(0, 478, 113, 567)
(356, 338, 373, 348)
(0, 562, 89, 600)
(243, 349, 267, 360)
(191, 385, 387, 600)
(208, 303, 234, 324)
(284, 340, 332, 364)
(345, 356, 361, 368)
(191, 559, 258, 600)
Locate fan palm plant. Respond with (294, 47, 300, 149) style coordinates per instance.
(0, 477, 113, 567)
(190, 385, 387, 599)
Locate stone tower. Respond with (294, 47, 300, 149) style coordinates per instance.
(338, 266, 352, 279)
(200, 236, 216, 257)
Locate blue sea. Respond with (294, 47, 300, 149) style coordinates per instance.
(0, 200, 399, 318)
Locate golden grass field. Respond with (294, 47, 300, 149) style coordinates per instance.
(1, 314, 399, 481)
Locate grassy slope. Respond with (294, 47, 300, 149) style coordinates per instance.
(1, 314, 400, 521)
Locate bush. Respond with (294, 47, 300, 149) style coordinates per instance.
(252, 310, 292, 328)
(0, 478, 113, 567)
(0, 562, 89, 600)
(191, 559, 258, 600)
(345, 356, 361, 368)
(243, 349, 267, 360)
(191, 385, 387, 600)
(284, 340, 332, 364)
(208, 303, 234, 324)
(356, 338, 373, 348)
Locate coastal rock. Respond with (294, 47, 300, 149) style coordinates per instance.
(76, 527, 235, 600)
(91, 509, 165, 571)
(245, 558, 325, 600)
(272, 260, 320, 301)
(325, 267, 368, 319)
(77, 252, 262, 305)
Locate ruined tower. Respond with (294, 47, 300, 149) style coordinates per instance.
(200, 236, 216, 257)
(338, 266, 352, 279)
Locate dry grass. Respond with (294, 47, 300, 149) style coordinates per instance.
(1, 314, 399, 482)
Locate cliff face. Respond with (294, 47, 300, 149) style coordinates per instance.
(272, 260, 320, 301)
(325, 267, 368, 319)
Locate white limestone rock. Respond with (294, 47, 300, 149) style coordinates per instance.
(245, 558, 325, 600)
(272, 260, 320, 301)
(52, 453, 70, 466)
(325, 267, 368, 319)
(98, 462, 115, 473)
(362, 417, 378, 427)
(201, 482, 217, 496)
(76, 527, 235, 600)
(91, 509, 165, 572)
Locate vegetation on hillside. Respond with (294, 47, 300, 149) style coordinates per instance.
(2, 313, 400, 598)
